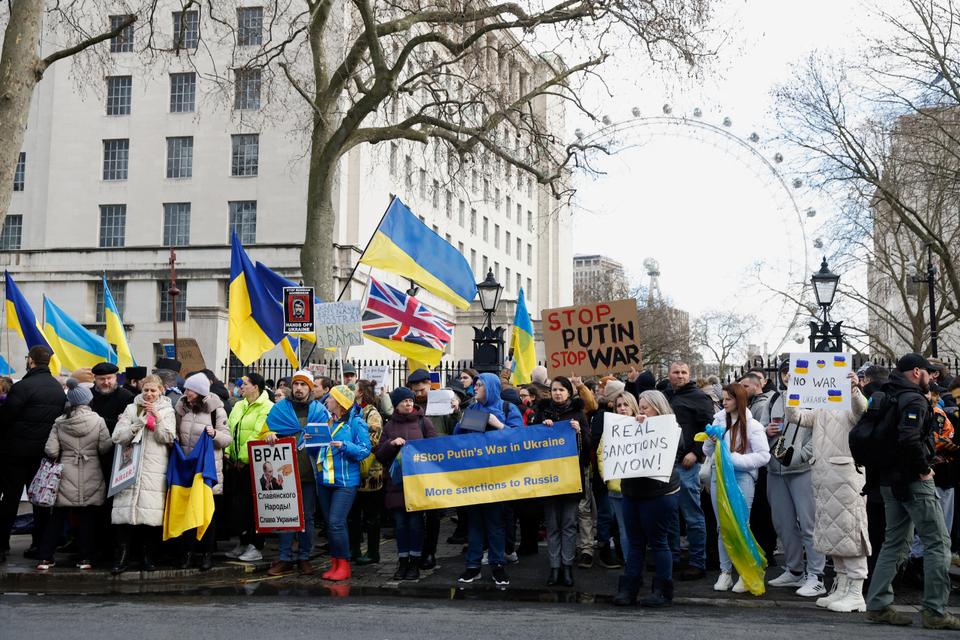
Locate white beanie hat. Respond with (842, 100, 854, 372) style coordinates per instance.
(184, 372, 211, 397)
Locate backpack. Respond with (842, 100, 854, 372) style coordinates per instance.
(849, 391, 897, 468)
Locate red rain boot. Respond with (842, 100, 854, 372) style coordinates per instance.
(322, 558, 340, 580)
(328, 557, 352, 581)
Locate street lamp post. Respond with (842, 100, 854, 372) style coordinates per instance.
(472, 269, 504, 375)
(911, 242, 939, 358)
(808, 257, 843, 353)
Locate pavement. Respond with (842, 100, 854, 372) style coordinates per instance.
(2, 509, 960, 615)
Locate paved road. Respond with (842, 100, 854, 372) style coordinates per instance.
(0, 594, 938, 639)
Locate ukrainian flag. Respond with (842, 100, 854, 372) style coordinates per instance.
(163, 432, 218, 541)
(787, 393, 801, 407)
(833, 355, 847, 367)
(102, 276, 135, 370)
(4, 272, 62, 374)
(0, 355, 13, 375)
(42, 297, 117, 372)
(359, 197, 478, 309)
(794, 359, 809, 374)
(510, 288, 536, 385)
(827, 389, 843, 403)
(229, 233, 285, 365)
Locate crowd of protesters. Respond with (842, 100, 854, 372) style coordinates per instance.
(1, 345, 959, 629)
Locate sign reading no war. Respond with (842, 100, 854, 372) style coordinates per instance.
(542, 299, 642, 377)
(400, 422, 582, 511)
(787, 352, 852, 412)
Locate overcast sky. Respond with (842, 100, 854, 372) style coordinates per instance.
(567, 0, 884, 354)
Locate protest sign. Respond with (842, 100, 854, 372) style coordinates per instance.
(315, 301, 363, 348)
(360, 365, 390, 392)
(248, 438, 304, 532)
(283, 286, 315, 334)
(426, 389, 456, 416)
(600, 413, 682, 483)
(107, 441, 142, 498)
(542, 299, 642, 376)
(787, 352, 852, 412)
(159, 338, 206, 374)
(401, 422, 582, 511)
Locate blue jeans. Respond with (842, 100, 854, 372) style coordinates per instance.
(711, 470, 756, 573)
(668, 462, 706, 569)
(466, 502, 506, 568)
(622, 492, 678, 582)
(393, 508, 425, 557)
(278, 481, 318, 561)
(594, 475, 613, 545)
(317, 485, 357, 560)
(609, 493, 627, 558)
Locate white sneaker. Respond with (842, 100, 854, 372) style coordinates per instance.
(795, 573, 826, 597)
(237, 545, 263, 562)
(816, 574, 847, 608)
(768, 570, 806, 588)
(732, 576, 749, 593)
(481, 551, 489, 565)
(225, 542, 245, 559)
(504, 551, 519, 564)
(713, 571, 734, 591)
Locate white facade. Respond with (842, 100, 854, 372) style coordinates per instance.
(572, 253, 629, 304)
(1, 3, 572, 377)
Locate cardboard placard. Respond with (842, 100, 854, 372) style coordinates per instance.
(542, 299, 642, 376)
(159, 337, 206, 374)
(315, 301, 363, 348)
(600, 413, 682, 483)
(283, 286, 315, 334)
(107, 441, 143, 497)
(248, 438, 304, 533)
(359, 365, 390, 392)
(787, 352, 852, 412)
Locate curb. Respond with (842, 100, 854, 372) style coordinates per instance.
(0, 560, 267, 589)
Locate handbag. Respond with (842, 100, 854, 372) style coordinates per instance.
(28, 458, 63, 507)
(772, 421, 800, 467)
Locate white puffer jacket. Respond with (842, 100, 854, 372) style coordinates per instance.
(702, 410, 771, 481)
(785, 388, 871, 558)
(111, 394, 176, 526)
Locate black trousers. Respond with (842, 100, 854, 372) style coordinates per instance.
(515, 498, 542, 553)
(749, 467, 778, 561)
(116, 524, 160, 560)
(348, 489, 383, 556)
(422, 509, 441, 556)
(0, 456, 50, 552)
(224, 464, 263, 548)
(38, 506, 97, 562)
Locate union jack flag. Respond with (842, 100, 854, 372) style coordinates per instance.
(362, 278, 454, 352)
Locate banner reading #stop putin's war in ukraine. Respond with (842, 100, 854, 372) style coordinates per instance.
(401, 422, 582, 511)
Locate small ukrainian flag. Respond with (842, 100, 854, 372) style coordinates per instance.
(827, 389, 843, 403)
(816, 359, 827, 369)
(833, 355, 847, 367)
(787, 393, 801, 407)
(795, 360, 809, 374)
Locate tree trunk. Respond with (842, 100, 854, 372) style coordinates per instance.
(0, 1, 44, 224)
(301, 119, 336, 301)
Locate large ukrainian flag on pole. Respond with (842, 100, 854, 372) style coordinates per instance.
(163, 432, 218, 541)
(103, 276, 135, 370)
(229, 233, 285, 365)
(359, 197, 478, 309)
(510, 288, 536, 385)
(4, 271, 61, 374)
(43, 297, 117, 371)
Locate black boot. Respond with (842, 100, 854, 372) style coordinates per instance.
(561, 564, 574, 587)
(419, 553, 436, 570)
(199, 553, 213, 572)
(547, 567, 560, 586)
(393, 557, 409, 581)
(640, 577, 674, 608)
(111, 545, 129, 575)
(179, 551, 194, 570)
(142, 543, 157, 572)
(612, 575, 642, 606)
(356, 550, 380, 565)
(406, 559, 421, 581)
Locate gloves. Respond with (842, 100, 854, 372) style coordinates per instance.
(145, 414, 156, 432)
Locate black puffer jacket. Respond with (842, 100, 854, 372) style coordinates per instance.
(530, 397, 591, 471)
(874, 370, 936, 488)
(1, 366, 66, 458)
(666, 382, 715, 462)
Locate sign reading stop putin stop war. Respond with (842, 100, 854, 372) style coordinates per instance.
(542, 299, 643, 376)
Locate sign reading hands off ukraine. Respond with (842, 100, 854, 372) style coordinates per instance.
(787, 352, 852, 412)
(400, 422, 582, 511)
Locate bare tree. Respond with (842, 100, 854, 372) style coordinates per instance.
(630, 282, 693, 371)
(691, 310, 757, 377)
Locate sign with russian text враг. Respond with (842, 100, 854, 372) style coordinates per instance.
(786, 352, 851, 412)
(248, 438, 304, 533)
(542, 299, 643, 376)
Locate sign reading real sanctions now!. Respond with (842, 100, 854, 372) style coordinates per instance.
(542, 299, 643, 376)
(400, 423, 582, 511)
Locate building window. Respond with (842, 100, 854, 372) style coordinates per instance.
(109, 15, 134, 53)
(458, 200, 465, 227)
(95, 280, 126, 323)
(229, 201, 257, 244)
(495, 187, 501, 207)
(106, 76, 132, 115)
(516, 272, 521, 294)
(482, 217, 489, 241)
(445, 233, 452, 243)
(517, 169, 523, 190)
(99, 204, 126, 247)
(527, 177, 533, 197)
(0, 215, 22, 250)
(162, 202, 191, 247)
(102, 139, 129, 180)
(527, 278, 532, 299)
(471, 169, 478, 192)
(470, 249, 477, 272)
(445, 191, 452, 218)
(234, 68, 261, 110)
(172, 10, 199, 49)
(527, 243, 533, 266)
(527, 210, 533, 232)
(404, 155, 413, 187)
(494, 224, 500, 248)
(470, 209, 477, 233)
(170, 72, 196, 112)
(516, 237, 522, 258)
(505, 267, 511, 290)
(506, 196, 511, 218)
(389, 143, 398, 175)
(483, 255, 489, 275)
(166, 136, 193, 179)
(494, 261, 500, 280)
(458, 241, 464, 254)
(505, 231, 511, 255)
(483, 178, 490, 201)
(237, 6, 264, 46)
(13, 152, 24, 191)
(159, 280, 187, 322)
(516, 203, 522, 224)
(419, 169, 427, 198)
(231, 134, 259, 176)
(432, 180, 440, 208)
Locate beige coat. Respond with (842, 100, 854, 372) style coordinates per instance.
(174, 394, 231, 494)
(111, 394, 176, 526)
(44, 406, 112, 507)
(786, 388, 871, 558)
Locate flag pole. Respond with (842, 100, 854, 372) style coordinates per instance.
(336, 193, 396, 302)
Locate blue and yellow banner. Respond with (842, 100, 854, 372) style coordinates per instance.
(401, 422, 582, 511)
(103, 276, 135, 370)
(163, 432, 218, 541)
(43, 296, 117, 372)
(4, 271, 61, 373)
(510, 287, 536, 386)
(228, 233, 285, 365)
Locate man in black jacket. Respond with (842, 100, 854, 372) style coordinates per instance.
(664, 361, 714, 580)
(865, 354, 960, 630)
(0, 346, 66, 562)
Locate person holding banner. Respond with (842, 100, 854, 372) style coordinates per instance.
(703, 383, 770, 594)
(376, 386, 438, 581)
(350, 380, 385, 566)
(611, 390, 681, 607)
(455, 373, 524, 586)
(530, 376, 589, 588)
(317, 385, 371, 581)
(110, 375, 177, 574)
